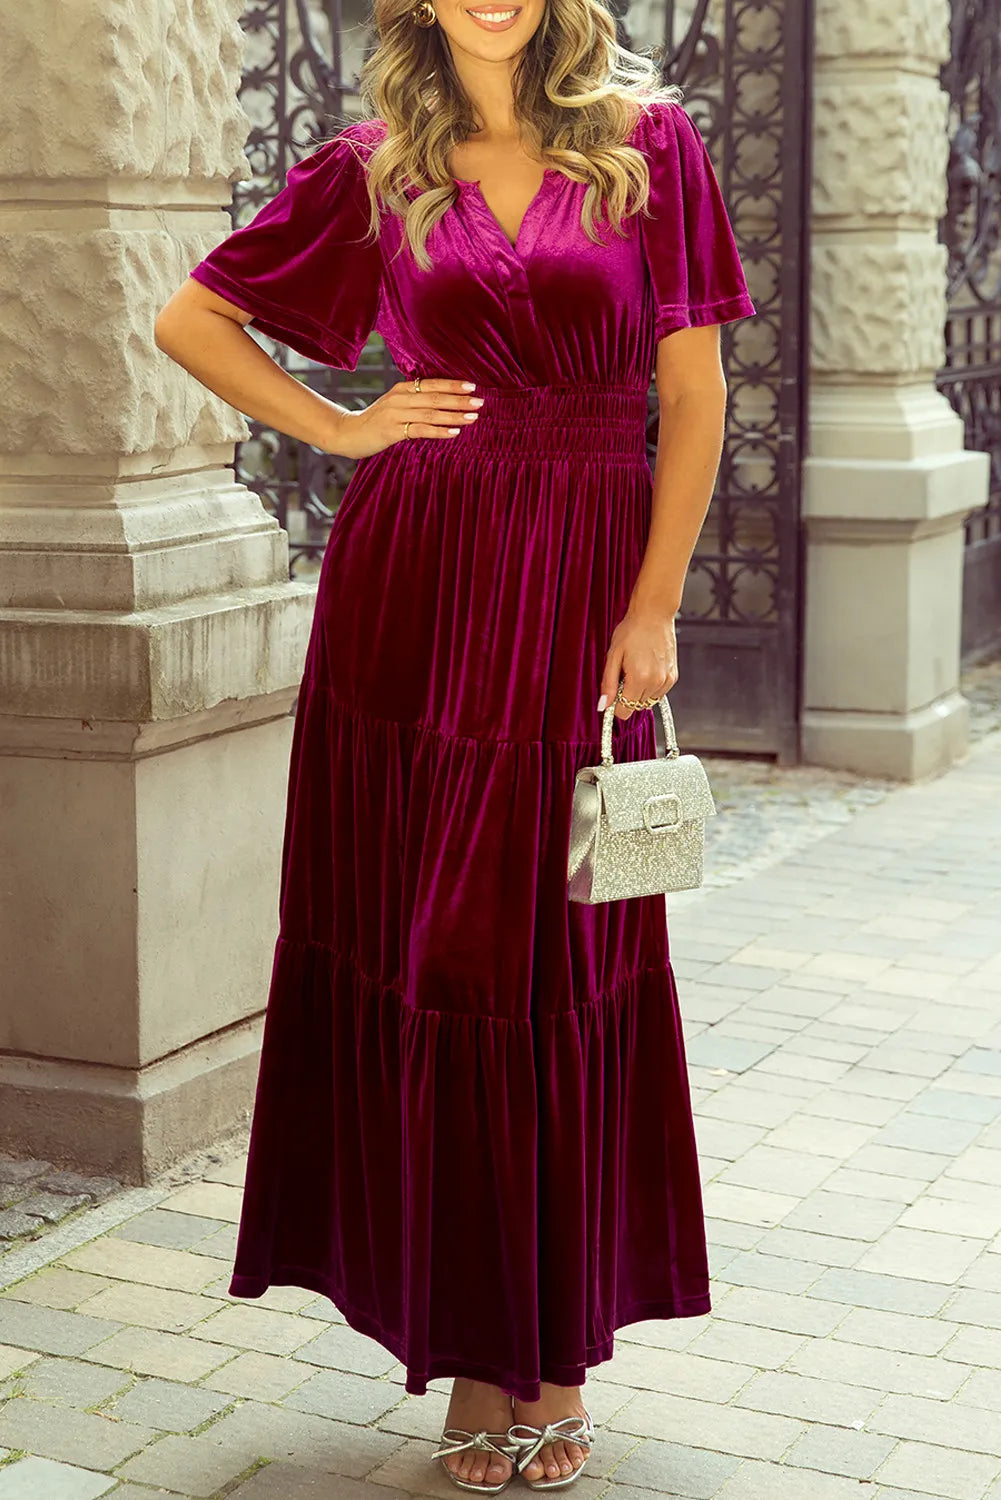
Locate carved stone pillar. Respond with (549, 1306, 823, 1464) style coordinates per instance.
(0, 1, 314, 1178)
(802, 0, 990, 779)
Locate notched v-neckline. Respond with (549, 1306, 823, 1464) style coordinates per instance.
(455, 168, 561, 257)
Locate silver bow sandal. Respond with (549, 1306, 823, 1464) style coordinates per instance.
(431, 1426, 520, 1494)
(506, 1408, 596, 1491)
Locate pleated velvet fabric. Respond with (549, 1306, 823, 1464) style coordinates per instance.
(189, 99, 756, 1401)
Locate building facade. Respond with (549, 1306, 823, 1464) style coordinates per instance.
(0, 0, 993, 1176)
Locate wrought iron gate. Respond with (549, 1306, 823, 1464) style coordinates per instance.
(937, 0, 1001, 664)
(232, 0, 812, 761)
(644, 1, 812, 763)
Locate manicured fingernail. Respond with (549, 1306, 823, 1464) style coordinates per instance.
(461, 381, 476, 390)
(597, 694, 607, 711)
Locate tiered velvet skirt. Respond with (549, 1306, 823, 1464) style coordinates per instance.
(229, 383, 711, 1400)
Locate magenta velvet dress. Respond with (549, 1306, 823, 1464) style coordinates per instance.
(189, 99, 755, 1402)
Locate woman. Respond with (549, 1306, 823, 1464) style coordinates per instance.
(155, 0, 755, 1491)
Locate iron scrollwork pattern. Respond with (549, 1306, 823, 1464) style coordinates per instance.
(231, 1, 393, 577)
(936, 0, 1001, 658)
(639, 0, 810, 760)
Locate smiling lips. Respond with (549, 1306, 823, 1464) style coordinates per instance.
(465, 5, 522, 31)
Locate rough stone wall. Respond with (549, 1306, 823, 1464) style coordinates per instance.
(811, 0, 951, 381)
(0, 0, 253, 459)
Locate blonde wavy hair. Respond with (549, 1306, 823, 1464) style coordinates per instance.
(343, 0, 684, 271)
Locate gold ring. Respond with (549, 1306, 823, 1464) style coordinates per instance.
(619, 695, 659, 710)
(403, 421, 411, 440)
(414, 375, 422, 393)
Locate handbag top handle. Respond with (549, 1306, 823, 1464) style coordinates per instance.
(601, 690, 680, 767)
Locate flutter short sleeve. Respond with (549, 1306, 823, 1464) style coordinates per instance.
(188, 126, 383, 370)
(637, 101, 756, 341)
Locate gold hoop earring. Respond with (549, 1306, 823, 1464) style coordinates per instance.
(412, 1, 437, 25)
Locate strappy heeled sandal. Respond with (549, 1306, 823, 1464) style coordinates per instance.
(506, 1407, 595, 1491)
(431, 1426, 520, 1494)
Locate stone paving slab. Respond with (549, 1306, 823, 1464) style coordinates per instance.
(0, 1455, 118, 1498)
(0, 723, 1000, 1495)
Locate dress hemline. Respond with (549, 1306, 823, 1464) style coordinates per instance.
(227, 1264, 712, 1401)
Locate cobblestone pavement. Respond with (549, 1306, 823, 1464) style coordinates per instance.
(0, 1169, 124, 1252)
(698, 650, 1001, 892)
(1, 703, 1000, 1496)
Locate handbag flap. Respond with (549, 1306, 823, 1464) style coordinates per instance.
(593, 753, 717, 834)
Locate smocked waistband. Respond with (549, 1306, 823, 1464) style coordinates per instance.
(420, 382, 651, 461)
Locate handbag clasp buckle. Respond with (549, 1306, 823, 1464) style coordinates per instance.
(643, 792, 683, 834)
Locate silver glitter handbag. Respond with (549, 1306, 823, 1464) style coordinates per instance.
(567, 691, 717, 903)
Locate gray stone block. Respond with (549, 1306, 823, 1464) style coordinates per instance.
(943, 1289, 1001, 1329)
(0, 1456, 116, 1499)
(116, 1433, 256, 1497)
(190, 1224, 239, 1260)
(283, 1368, 403, 1425)
(611, 1436, 741, 1497)
(299, 1297, 348, 1324)
(144, 1400, 404, 1485)
(0, 1159, 53, 1187)
(836, 1305, 959, 1356)
(18, 1356, 133, 1409)
(715, 1251, 822, 1295)
(108, 1375, 232, 1432)
(38, 1173, 120, 1200)
(0, 1301, 121, 1356)
(786, 1335, 970, 1399)
(870, 1113, 983, 1156)
(799, 1087, 902, 1126)
(719, 1144, 839, 1199)
(715, 1455, 913, 1499)
(780, 1189, 903, 1242)
(606, 1387, 806, 1460)
(698, 1084, 800, 1128)
(733, 1369, 879, 1427)
(957, 1047, 1001, 1077)
(15, 1193, 91, 1224)
(689, 1319, 808, 1370)
(109, 1489, 197, 1499)
(0, 1211, 44, 1241)
(760, 1227, 864, 1269)
(811, 1267, 951, 1316)
(822, 1166, 922, 1205)
(713, 1286, 848, 1337)
(702, 963, 793, 992)
(229, 1464, 410, 1500)
(0, 1395, 155, 1468)
(908, 1090, 1001, 1124)
(110, 1208, 227, 1250)
(685, 1034, 778, 1074)
(293, 1324, 400, 1377)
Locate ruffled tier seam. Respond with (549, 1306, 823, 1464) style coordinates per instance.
(301, 681, 648, 754)
(274, 931, 672, 1016)
(227, 1262, 710, 1401)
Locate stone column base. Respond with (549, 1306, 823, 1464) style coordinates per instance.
(0, 654, 309, 1182)
(801, 690, 970, 781)
(801, 438, 989, 782)
(0, 1014, 263, 1184)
